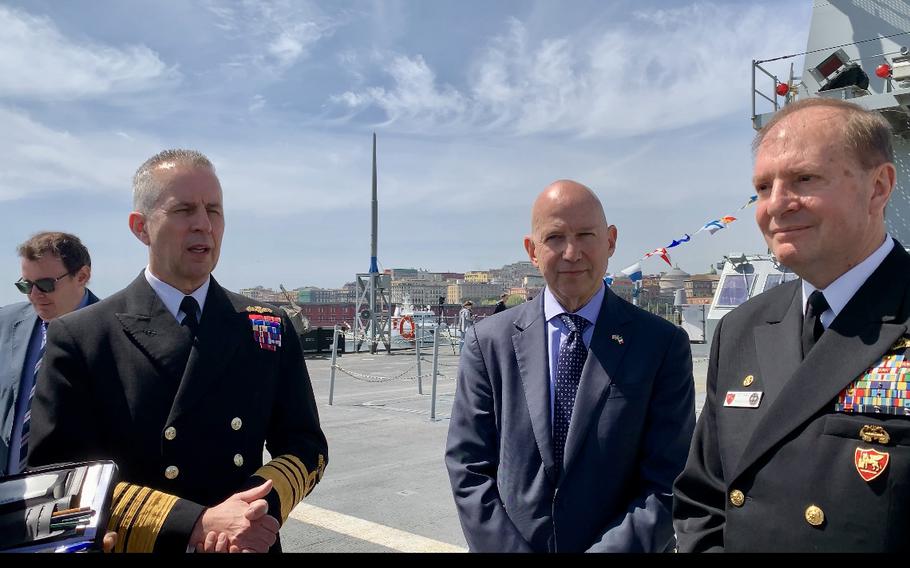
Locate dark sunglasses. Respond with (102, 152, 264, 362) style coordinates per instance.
(15, 271, 73, 294)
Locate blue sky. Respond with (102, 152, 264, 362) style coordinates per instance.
(0, 0, 813, 305)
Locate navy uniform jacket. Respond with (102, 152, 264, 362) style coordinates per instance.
(28, 274, 327, 552)
(445, 288, 695, 552)
(674, 242, 910, 552)
(0, 291, 99, 476)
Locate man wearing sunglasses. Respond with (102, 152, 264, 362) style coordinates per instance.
(27, 149, 327, 554)
(0, 231, 98, 476)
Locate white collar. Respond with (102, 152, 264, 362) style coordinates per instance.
(801, 235, 893, 327)
(543, 283, 605, 327)
(144, 266, 210, 322)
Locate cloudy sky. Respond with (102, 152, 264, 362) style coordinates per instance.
(0, 0, 813, 305)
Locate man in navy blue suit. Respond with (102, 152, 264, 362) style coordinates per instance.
(0, 231, 98, 476)
(445, 180, 695, 552)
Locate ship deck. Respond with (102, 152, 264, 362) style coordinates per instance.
(276, 344, 709, 552)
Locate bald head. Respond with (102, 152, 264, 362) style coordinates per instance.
(525, 179, 616, 312)
(531, 180, 607, 234)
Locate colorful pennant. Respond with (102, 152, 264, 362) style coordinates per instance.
(615, 195, 755, 280)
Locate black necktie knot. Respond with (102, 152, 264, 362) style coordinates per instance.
(806, 290, 830, 318)
(180, 296, 200, 335)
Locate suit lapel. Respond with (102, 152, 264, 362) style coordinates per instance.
(563, 289, 631, 476)
(167, 279, 244, 425)
(116, 274, 191, 384)
(752, 284, 803, 413)
(9, 306, 37, 376)
(733, 245, 910, 480)
(4, 307, 37, 440)
(512, 296, 557, 480)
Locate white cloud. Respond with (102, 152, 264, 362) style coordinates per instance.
(332, 3, 807, 138)
(205, 0, 337, 75)
(249, 94, 267, 113)
(0, 106, 157, 201)
(267, 22, 325, 68)
(0, 5, 178, 101)
(334, 54, 467, 126)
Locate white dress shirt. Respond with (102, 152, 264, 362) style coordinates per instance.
(801, 235, 894, 329)
(144, 267, 210, 324)
(543, 284, 605, 427)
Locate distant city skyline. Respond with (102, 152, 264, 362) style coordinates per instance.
(0, 1, 809, 306)
(240, 258, 718, 294)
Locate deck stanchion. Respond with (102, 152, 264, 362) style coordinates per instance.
(329, 325, 339, 405)
(430, 324, 440, 421)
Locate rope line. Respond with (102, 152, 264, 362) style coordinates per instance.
(333, 363, 455, 383)
(756, 30, 910, 64)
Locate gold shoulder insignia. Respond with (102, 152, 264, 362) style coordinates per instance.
(246, 306, 273, 314)
(890, 337, 910, 351)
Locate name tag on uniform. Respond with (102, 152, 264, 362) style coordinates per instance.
(724, 391, 763, 408)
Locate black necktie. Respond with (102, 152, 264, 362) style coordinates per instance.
(801, 290, 829, 358)
(180, 296, 200, 336)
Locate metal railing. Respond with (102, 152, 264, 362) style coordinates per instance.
(752, 59, 782, 124)
(328, 324, 454, 421)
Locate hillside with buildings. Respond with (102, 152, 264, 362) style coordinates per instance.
(239, 261, 719, 329)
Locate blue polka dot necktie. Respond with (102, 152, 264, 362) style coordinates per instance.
(554, 313, 589, 469)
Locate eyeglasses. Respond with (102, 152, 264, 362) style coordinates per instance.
(15, 271, 73, 294)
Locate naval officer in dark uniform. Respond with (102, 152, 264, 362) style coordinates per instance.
(673, 98, 910, 551)
(28, 149, 328, 553)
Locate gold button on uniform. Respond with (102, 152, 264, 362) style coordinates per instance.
(805, 505, 825, 526)
(164, 427, 177, 440)
(231, 417, 242, 431)
(165, 466, 179, 480)
(743, 375, 754, 387)
(729, 489, 745, 507)
(233, 454, 244, 467)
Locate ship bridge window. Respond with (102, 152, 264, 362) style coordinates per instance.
(762, 272, 798, 293)
(716, 273, 756, 308)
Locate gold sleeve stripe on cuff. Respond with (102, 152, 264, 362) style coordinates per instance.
(280, 454, 325, 497)
(255, 454, 326, 521)
(264, 460, 298, 504)
(112, 481, 129, 503)
(254, 463, 297, 521)
(107, 482, 179, 553)
(120, 486, 154, 552)
(274, 455, 310, 496)
(274, 455, 307, 485)
(127, 491, 178, 553)
(107, 484, 132, 552)
(270, 458, 302, 503)
(108, 483, 142, 538)
(110, 485, 151, 552)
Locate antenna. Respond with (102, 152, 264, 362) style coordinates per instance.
(354, 133, 391, 353)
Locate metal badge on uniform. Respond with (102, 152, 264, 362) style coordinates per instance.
(890, 337, 910, 351)
(854, 447, 889, 482)
(246, 305, 273, 314)
(248, 314, 282, 351)
(723, 391, 763, 408)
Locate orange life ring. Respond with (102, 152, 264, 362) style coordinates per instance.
(399, 316, 416, 340)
